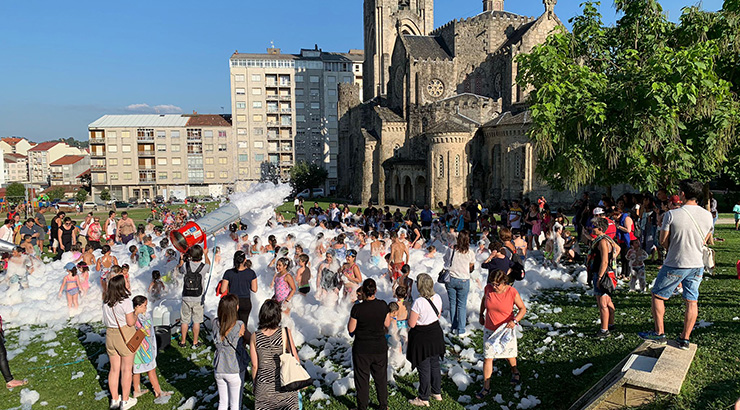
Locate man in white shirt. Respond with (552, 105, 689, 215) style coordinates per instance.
(639, 179, 713, 349)
(329, 203, 341, 229)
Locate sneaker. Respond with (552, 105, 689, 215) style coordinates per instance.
(638, 331, 667, 344)
(593, 329, 611, 339)
(457, 331, 471, 338)
(675, 338, 690, 350)
(607, 324, 616, 332)
(109, 399, 121, 410)
(121, 397, 137, 410)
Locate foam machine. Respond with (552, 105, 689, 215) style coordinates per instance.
(0, 239, 17, 253)
(169, 202, 242, 253)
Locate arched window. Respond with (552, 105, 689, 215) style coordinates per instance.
(438, 155, 444, 178)
(454, 154, 460, 177)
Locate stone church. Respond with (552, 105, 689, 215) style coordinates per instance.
(337, 0, 573, 207)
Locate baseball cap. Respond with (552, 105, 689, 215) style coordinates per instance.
(593, 207, 605, 215)
(64, 262, 76, 270)
(670, 195, 682, 204)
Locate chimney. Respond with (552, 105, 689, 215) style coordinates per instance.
(483, 0, 504, 12)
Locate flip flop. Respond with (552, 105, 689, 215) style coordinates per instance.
(6, 379, 28, 389)
(475, 387, 490, 399)
(177, 341, 187, 348)
(510, 372, 521, 385)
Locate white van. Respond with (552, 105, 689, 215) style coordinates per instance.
(296, 188, 325, 199)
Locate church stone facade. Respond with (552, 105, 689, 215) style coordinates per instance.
(338, 0, 579, 207)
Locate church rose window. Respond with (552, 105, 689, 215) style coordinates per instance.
(427, 79, 445, 98)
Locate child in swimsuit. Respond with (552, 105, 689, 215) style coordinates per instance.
(316, 249, 341, 300)
(391, 285, 411, 354)
(295, 254, 311, 296)
(148, 270, 166, 300)
(272, 257, 296, 313)
(58, 262, 82, 310)
(77, 262, 90, 294)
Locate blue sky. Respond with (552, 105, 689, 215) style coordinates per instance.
(0, 0, 723, 142)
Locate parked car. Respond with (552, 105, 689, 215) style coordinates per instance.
(82, 202, 99, 211)
(184, 196, 199, 203)
(296, 188, 325, 199)
(113, 201, 134, 209)
(154, 196, 165, 204)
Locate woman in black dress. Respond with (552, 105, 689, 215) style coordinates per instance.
(57, 217, 76, 258)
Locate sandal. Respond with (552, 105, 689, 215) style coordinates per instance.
(408, 397, 430, 407)
(6, 379, 27, 389)
(475, 387, 490, 399)
(510, 372, 521, 385)
(192, 342, 202, 348)
(177, 341, 187, 348)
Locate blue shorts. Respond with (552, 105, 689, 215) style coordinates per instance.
(591, 273, 607, 297)
(652, 266, 703, 302)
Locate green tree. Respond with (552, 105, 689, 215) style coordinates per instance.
(516, 0, 739, 192)
(289, 161, 329, 196)
(99, 188, 111, 201)
(47, 186, 66, 201)
(75, 189, 88, 203)
(5, 182, 26, 202)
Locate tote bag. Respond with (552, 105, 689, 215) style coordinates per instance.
(279, 327, 313, 391)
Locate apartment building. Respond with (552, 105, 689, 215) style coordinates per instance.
(88, 114, 234, 201)
(49, 155, 90, 185)
(0, 137, 35, 156)
(4, 153, 28, 183)
(27, 141, 85, 185)
(229, 46, 363, 190)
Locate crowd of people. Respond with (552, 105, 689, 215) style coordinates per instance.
(0, 179, 723, 409)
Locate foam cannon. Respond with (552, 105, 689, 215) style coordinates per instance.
(0, 239, 17, 253)
(170, 202, 242, 253)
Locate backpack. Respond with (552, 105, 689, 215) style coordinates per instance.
(503, 246, 526, 281)
(183, 263, 205, 297)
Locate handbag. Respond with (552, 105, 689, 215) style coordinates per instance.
(681, 207, 715, 270)
(437, 248, 455, 284)
(279, 327, 313, 391)
(597, 270, 617, 295)
(113, 304, 147, 353)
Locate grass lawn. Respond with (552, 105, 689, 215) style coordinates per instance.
(2, 227, 738, 409)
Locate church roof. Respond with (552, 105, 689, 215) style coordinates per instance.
(500, 20, 537, 49)
(425, 120, 473, 135)
(374, 106, 405, 123)
(483, 111, 532, 128)
(402, 35, 452, 61)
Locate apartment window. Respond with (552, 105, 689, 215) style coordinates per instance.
(205, 144, 213, 152)
(237, 154, 248, 162)
(251, 74, 261, 82)
(172, 158, 181, 165)
(188, 156, 203, 167)
(237, 128, 247, 135)
(122, 145, 131, 153)
(236, 88, 245, 95)
(173, 171, 182, 179)
(204, 130, 213, 138)
(124, 172, 132, 180)
(310, 76, 319, 83)
(206, 171, 215, 179)
(310, 102, 320, 109)
(218, 131, 227, 138)
(295, 89, 304, 96)
(252, 101, 263, 109)
(239, 168, 248, 176)
(220, 171, 228, 179)
(234, 74, 245, 82)
(107, 131, 117, 139)
(121, 131, 130, 138)
(159, 172, 167, 180)
(252, 114, 263, 122)
(218, 157, 227, 165)
(110, 173, 118, 180)
(157, 144, 166, 152)
(123, 158, 132, 166)
(327, 76, 336, 83)
(187, 142, 203, 154)
(171, 130, 180, 138)
(107, 145, 117, 153)
(255, 154, 265, 162)
(236, 102, 246, 109)
(187, 128, 202, 138)
(218, 144, 227, 152)
(205, 158, 214, 165)
(310, 89, 319, 96)
(254, 141, 264, 148)
(295, 75, 304, 82)
(238, 141, 248, 149)
(188, 169, 204, 179)
(252, 88, 262, 95)
(157, 158, 167, 165)
(172, 145, 180, 152)
(137, 128, 154, 138)
(328, 89, 337, 96)
(296, 115, 305, 122)
(296, 102, 305, 109)
(109, 159, 118, 166)
(328, 115, 337, 122)
(253, 128, 264, 136)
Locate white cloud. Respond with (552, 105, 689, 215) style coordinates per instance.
(125, 103, 182, 114)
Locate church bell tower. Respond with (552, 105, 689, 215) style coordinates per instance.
(363, 0, 434, 100)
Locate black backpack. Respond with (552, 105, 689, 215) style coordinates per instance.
(183, 263, 205, 297)
(503, 247, 526, 281)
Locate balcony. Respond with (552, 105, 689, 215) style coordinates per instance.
(279, 95, 291, 101)
(189, 177, 204, 184)
(138, 150, 155, 156)
(282, 146, 293, 151)
(91, 151, 106, 158)
(266, 121, 278, 127)
(280, 161, 293, 166)
(138, 164, 155, 170)
(139, 171, 156, 183)
(137, 135, 154, 142)
(267, 108, 279, 113)
(91, 164, 106, 171)
(90, 137, 105, 144)
(281, 108, 292, 113)
(279, 82, 292, 87)
(266, 94, 280, 101)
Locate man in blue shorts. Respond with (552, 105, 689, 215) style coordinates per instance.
(639, 180, 713, 349)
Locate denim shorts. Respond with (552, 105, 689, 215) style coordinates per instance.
(652, 266, 703, 302)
